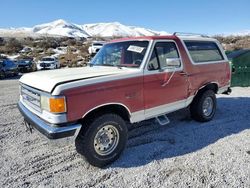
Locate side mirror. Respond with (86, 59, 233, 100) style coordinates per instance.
(166, 58, 181, 67)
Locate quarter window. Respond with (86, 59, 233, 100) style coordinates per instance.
(184, 41, 224, 63)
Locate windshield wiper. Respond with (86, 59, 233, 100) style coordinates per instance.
(90, 64, 123, 69)
(116, 64, 139, 68)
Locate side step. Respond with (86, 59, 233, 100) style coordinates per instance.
(156, 114, 170, 125)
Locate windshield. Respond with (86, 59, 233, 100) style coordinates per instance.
(90, 41, 149, 68)
(4, 60, 15, 66)
(42, 58, 54, 61)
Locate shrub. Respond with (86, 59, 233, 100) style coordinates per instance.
(35, 37, 59, 49)
(4, 38, 23, 54)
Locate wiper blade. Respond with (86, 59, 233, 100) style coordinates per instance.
(116, 64, 140, 68)
(90, 64, 121, 68)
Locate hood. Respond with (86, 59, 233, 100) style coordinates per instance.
(19, 66, 133, 93)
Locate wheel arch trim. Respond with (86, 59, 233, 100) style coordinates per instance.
(195, 82, 219, 96)
(81, 102, 132, 120)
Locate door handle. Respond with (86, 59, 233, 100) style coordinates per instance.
(161, 71, 175, 87)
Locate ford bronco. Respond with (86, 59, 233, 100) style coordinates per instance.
(18, 33, 231, 167)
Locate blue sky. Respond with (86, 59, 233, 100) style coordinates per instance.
(1, 0, 250, 35)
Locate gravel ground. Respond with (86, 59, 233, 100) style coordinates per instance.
(0, 77, 250, 188)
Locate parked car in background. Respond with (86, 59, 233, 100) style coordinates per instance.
(17, 59, 36, 73)
(88, 42, 105, 55)
(20, 47, 32, 53)
(0, 59, 19, 78)
(37, 57, 60, 70)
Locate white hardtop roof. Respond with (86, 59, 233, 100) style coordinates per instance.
(178, 35, 218, 42)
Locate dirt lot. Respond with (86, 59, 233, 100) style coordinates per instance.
(0, 77, 250, 188)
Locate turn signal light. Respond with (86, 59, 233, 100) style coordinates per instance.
(49, 97, 66, 113)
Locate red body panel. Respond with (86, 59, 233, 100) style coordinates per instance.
(143, 72, 189, 109)
(63, 76, 144, 122)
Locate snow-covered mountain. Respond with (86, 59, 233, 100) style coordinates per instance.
(32, 19, 90, 38)
(81, 22, 169, 37)
(0, 19, 169, 38)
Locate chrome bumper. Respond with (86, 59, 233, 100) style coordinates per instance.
(18, 101, 81, 139)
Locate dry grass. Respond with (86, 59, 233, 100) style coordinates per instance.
(1, 35, 250, 65)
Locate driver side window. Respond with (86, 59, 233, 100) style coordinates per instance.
(148, 41, 180, 71)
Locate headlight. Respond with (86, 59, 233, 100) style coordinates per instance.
(41, 95, 66, 113)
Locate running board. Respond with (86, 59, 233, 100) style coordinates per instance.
(155, 114, 170, 125)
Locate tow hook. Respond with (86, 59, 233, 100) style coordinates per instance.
(24, 120, 33, 133)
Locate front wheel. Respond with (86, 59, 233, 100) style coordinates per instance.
(0, 71, 5, 79)
(75, 113, 128, 167)
(190, 90, 217, 122)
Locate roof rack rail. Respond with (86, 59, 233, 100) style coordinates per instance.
(173, 32, 210, 38)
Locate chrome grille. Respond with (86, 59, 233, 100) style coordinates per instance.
(21, 86, 41, 112)
(40, 63, 51, 67)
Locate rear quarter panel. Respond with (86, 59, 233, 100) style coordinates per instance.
(187, 62, 231, 95)
(176, 38, 231, 95)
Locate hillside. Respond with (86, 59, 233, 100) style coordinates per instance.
(0, 19, 169, 38)
(215, 35, 250, 51)
(1, 19, 250, 68)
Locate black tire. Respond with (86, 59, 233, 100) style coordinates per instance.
(190, 90, 216, 122)
(75, 113, 128, 167)
(0, 71, 5, 79)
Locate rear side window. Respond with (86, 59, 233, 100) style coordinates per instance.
(184, 41, 224, 63)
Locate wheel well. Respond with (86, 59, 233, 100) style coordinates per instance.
(82, 104, 130, 123)
(196, 83, 218, 96)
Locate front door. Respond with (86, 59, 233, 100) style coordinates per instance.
(143, 41, 189, 119)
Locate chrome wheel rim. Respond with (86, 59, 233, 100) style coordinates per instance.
(202, 97, 214, 117)
(94, 125, 119, 156)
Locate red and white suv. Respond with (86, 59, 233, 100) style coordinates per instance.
(18, 34, 231, 167)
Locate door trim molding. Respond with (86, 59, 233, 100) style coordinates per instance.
(130, 96, 194, 123)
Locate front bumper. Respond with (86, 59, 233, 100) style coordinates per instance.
(37, 67, 55, 70)
(37, 64, 56, 70)
(18, 101, 81, 139)
(18, 66, 32, 73)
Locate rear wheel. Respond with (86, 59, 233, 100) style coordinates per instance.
(75, 113, 128, 167)
(190, 90, 216, 122)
